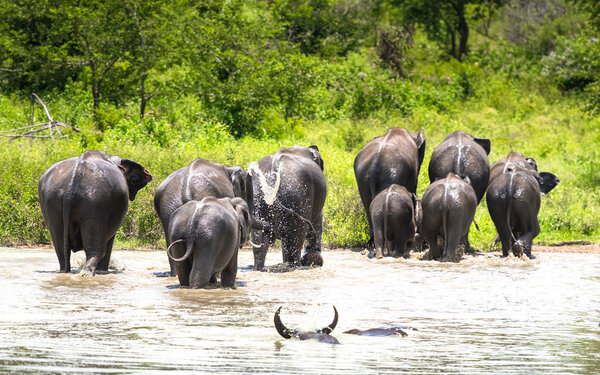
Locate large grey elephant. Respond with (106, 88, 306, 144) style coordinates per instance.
(486, 157, 559, 258)
(428, 130, 491, 203)
(249, 145, 326, 270)
(421, 173, 477, 262)
(166, 197, 251, 289)
(154, 158, 253, 276)
(354, 127, 426, 246)
(369, 184, 416, 259)
(38, 150, 153, 275)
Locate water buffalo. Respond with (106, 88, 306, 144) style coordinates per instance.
(274, 306, 340, 344)
(38, 151, 152, 275)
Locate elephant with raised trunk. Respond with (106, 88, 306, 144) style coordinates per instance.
(250, 145, 326, 270)
(38, 151, 153, 275)
(167, 197, 251, 289)
(486, 156, 559, 258)
(154, 158, 253, 276)
(369, 184, 416, 259)
(354, 128, 426, 247)
(428, 130, 491, 203)
(421, 173, 477, 262)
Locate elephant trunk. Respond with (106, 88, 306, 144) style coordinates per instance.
(167, 238, 194, 262)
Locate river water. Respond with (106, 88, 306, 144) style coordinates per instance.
(0, 246, 599, 374)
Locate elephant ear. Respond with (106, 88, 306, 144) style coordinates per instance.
(228, 166, 246, 198)
(308, 145, 324, 171)
(414, 130, 426, 172)
(536, 172, 559, 195)
(232, 198, 251, 247)
(474, 138, 491, 155)
(118, 158, 153, 201)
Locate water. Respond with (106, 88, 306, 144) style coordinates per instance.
(1, 247, 599, 374)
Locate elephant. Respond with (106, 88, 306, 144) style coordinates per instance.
(489, 151, 539, 184)
(274, 306, 340, 344)
(410, 199, 427, 252)
(166, 197, 251, 289)
(421, 173, 477, 262)
(354, 127, 426, 247)
(38, 150, 153, 275)
(428, 130, 491, 203)
(154, 158, 253, 276)
(486, 161, 559, 258)
(249, 145, 327, 271)
(369, 184, 416, 259)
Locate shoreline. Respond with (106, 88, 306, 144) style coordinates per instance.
(7, 242, 600, 254)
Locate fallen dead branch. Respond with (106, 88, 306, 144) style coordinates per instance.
(0, 93, 80, 140)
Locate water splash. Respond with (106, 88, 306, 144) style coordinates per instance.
(248, 161, 282, 205)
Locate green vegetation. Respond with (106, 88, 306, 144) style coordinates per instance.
(0, 0, 599, 250)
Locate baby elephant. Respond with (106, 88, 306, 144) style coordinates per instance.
(421, 173, 477, 262)
(167, 197, 251, 289)
(369, 184, 416, 259)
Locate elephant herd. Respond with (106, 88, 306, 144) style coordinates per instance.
(37, 128, 559, 288)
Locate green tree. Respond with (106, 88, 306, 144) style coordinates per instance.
(397, 0, 503, 61)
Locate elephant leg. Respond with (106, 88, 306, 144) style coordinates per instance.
(515, 217, 540, 259)
(488, 205, 512, 257)
(357, 185, 374, 248)
(220, 249, 238, 288)
(302, 213, 324, 266)
(282, 224, 307, 266)
(49, 222, 70, 273)
(252, 228, 268, 271)
(96, 236, 114, 273)
(80, 230, 106, 277)
(190, 251, 215, 289)
(372, 218, 385, 259)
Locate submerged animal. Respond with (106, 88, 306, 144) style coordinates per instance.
(274, 306, 340, 344)
(344, 325, 418, 337)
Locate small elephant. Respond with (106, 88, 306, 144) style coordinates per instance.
(250, 145, 327, 270)
(154, 158, 253, 276)
(486, 160, 559, 258)
(421, 173, 477, 262)
(369, 184, 416, 259)
(428, 130, 491, 203)
(38, 151, 152, 275)
(354, 127, 426, 247)
(166, 197, 251, 289)
(274, 306, 340, 344)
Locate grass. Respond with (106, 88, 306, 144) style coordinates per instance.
(1, 49, 598, 251)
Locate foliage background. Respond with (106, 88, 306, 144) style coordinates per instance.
(0, 0, 598, 251)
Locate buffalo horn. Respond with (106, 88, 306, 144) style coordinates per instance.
(317, 305, 338, 334)
(274, 306, 293, 339)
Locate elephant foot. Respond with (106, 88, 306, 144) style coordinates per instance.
(301, 252, 323, 267)
(79, 268, 95, 277)
(374, 249, 384, 259)
(511, 241, 524, 257)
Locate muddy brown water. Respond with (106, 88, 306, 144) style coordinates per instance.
(1, 246, 599, 374)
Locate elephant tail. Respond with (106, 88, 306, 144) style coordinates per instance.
(442, 184, 449, 255)
(506, 171, 517, 244)
(62, 157, 83, 265)
(167, 238, 193, 262)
